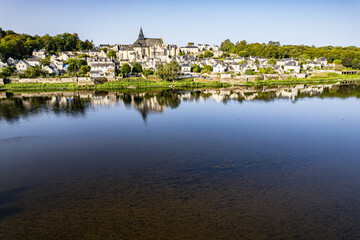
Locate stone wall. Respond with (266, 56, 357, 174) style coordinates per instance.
(8, 77, 94, 85)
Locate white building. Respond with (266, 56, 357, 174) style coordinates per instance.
(181, 64, 191, 74)
(284, 61, 301, 73)
(213, 63, 228, 73)
(15, 60, 30, 72)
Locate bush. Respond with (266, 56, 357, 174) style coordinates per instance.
(245, 69, 254, 75)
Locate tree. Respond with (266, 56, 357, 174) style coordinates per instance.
(156, 61, 180, 81)
(0, 66, 15, 77)
(20, 66, 47, 78)
(267, 58, 277, 65)
(120, 63, 131, 77)
(342, 57, 353, 68)
(245, 69, 254, 75)
(40, 56, 50, 66)
(188, 42, 194, 46)
(203, 51, 214, 58)
(254, 59, 260, 65)
(333, 59, 342, 65)
(132, 62, 143, 74)
(191, 64, 201, 73)
(107, 50, 116, 59)
(80, 65, 91, 75)
(351, 59, 360, 69)
(143, 69, 154, 76)
(201, 65, 213, 74)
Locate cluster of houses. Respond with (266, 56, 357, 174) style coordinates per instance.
(0, 28, 330, 79)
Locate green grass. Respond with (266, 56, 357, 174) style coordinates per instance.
(236, 74, 360, 86)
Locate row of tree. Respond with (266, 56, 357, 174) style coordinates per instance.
(0, 28, 93, 61)
(219, 39, 360, 69)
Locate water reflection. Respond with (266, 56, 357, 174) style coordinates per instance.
(1, 84, 360, 123)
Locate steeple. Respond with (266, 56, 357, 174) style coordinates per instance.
(138, 27, 145, 40)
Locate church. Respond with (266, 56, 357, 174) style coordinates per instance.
(117, 28, 179, 61)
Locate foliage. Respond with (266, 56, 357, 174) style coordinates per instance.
(191, 64, 201, 73)
(143, 69, 154, 76)
(80, 65, 91, 75)
(40, 56, 50, 66)
(188, 42, 194, 46)
(333, 59, 342, 65)
(66, 58, 88, 74)
(267, 58, 277, 65)
(219, 39, 360, 68)
(20, 66, 48, 78)
(0, 66, 16, 77)
(132, 62, 143, 74)
(0, 28, 93, 61)
(245, 69, 254, 75)
(203, 51, 214, 58)
(120, 63, 131, 76)
(107, 50, 116, 59)
(156, 61, 181, 81)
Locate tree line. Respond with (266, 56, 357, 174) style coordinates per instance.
(0, 28, 93, 62)
(220, 39, 360, 69)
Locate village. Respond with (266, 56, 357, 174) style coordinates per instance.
(0, 28, 354, 84)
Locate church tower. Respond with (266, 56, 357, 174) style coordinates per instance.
(138, 27, 145, 40)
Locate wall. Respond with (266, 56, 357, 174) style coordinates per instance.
(8, 77, 94, 85)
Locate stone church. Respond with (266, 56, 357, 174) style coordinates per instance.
(117, 28, 179, 61)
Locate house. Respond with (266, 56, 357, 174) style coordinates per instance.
(89, 70, 105, 78)
(228, 63, 241, 74)
(314, 57, 328, 67)
(54, 59, 64, 70)
(15, 60, 30, 72)
(42, 64, 60, 75)
(58, 53, 70, 61)
(7, 57, 18, 66)
(213, 63, 228, 73)
(197, 44, 210, 51)
(284, 61, 301, 73)
(0, 61, 8, 69)
(303, 61, 322, 70)
(88, 60, 115, 77)
(32, 49, 46, 59)
(89, 50, 100, 57)
(180, 46, 199, 55)
(27, 58, 41, 67)
(224, 57, 234, 63)
(181, 64, 191, 74)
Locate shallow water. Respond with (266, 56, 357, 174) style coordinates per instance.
(1, 85, 360, 239)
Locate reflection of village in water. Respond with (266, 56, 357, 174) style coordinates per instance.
(1, 84, 360, 122)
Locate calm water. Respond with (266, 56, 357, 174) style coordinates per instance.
(1, 85, 360, 240)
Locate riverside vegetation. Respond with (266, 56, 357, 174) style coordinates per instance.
(1, 72, 360, 92)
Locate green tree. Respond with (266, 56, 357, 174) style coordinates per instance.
(120, 63, 131, 77)
(20, 66, 47, 78)
(156, 61, 180, 81)
(254, 59, 260, 65)
(333, 59, 342, 65)
(143, 69, 154, 76)
(80, 65, 91, 75)
(107, 50, 116, 59)
(132, 62, 143, 74)
(245, 69, 254, 75)
(188, 42, 194, 46)
(203, 51, 214, 58)
(0, 66, 15, 77)
(267, 58, 277, 65)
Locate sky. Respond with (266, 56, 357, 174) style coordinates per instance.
(0, 0, 359, 47)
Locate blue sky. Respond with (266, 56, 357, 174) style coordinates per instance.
(0, 0, 359, 47)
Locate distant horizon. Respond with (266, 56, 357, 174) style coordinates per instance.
(0, 0, 359, 47)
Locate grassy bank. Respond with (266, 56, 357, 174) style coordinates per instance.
(237, 74, 360, 86)
(1, 78, 230, 92)
(1, 75, 359, 92)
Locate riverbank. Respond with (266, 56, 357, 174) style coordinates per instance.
(1, 75, 359, 92)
